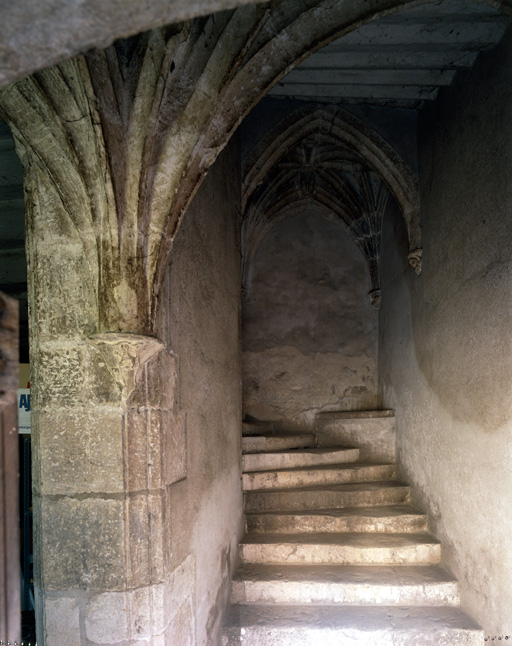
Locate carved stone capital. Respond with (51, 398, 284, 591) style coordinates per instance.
(408, 248, 423, 275)
(368, 288, 381, 310)
(87, 333, 165, 400)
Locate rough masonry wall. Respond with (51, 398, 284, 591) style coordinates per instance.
(379, 29, 512, 635)
(157, 138, 243, 646)
(243, 210, 378, 430)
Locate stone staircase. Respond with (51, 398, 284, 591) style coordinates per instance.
(221, 413, 483, 645)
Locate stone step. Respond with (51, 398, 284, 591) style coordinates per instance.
(240, 532, 441, 566)
(231, 563, 460, 606)
(242, 446, 360, 472)
(317, 410, 395, 419)
(242, 421, 278, 436)
(316, 411, 396, 463)
(242, 433, 316, 454)
(222, 605, 483, 646)
(243, 462, 396, 491)
(244, 480, 410, 512)
(245, 504, 428, 534)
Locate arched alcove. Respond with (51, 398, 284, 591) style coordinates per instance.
(242, 207, 379, 429)
(242, 105, 419, 312)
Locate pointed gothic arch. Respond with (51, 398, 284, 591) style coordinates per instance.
(241, 105, 421, 307)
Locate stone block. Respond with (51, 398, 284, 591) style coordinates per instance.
(32, 244, 97, 338)
(85, 590, 130, 643)
(147, 409, 165, 490)
(125, 491, 168, 587)
(124, 407, 153, 492)
(85, 562, 194, 644)
(130, 350, 179, 411)
(40, 496, 126, 590)
(38, 407, 124, 495)
(44, 595, 80, 646)
(37, 339, 120, 408)
(125, 398, 186, 492)
(164, 597, 196, 646)
(315, 413, 397, 462)
(162, 408, 187, 485)
(151, 556, 195, 635)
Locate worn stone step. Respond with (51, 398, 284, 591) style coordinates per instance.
(231, 563, 459, 606)
(243, 462, 396, 491)
(242, 421, 278, 436)
(222, 605, 483, 646)
(244, 480, 410, 512)
(316, 410, 395, 419)
(245, 504, 428, 534)
(316, 411, 396, 463)
(243, 446, 360, 472)
(242, 433, 316, 453)
(240, 532, 441, 566)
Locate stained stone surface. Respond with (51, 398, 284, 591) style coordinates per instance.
(378, 26, 512, 635)
(223, 411, 482, 644)
(160, 140, 244, 646)
(246, 504, 428, 534)
(316, 413, 397, 462)
(242, 462, 396, 490)
(242, 212, 378, 429)
(242, 446, 360, 471)
(244, 480, 411, 512)
(43, 596, 80, 646)
(242, 433, 316, 453)
(239, 532, 442, 566)
(222, 605, 483, 646)
(231, 564, 460, 606)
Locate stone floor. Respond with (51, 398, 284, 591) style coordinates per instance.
(222, 414, 483, 645)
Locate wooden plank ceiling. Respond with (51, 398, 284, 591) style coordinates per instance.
(269, 0, 511, 108)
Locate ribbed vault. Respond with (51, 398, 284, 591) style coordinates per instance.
(242, 106, 420, 308)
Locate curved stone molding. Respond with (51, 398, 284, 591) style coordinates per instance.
(87, 333, 165, 400)
(408, 248, 423, 275)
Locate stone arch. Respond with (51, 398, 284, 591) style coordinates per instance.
(241, 106, 420, 307)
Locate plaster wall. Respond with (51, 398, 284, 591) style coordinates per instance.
(243, 210, 378, 429)
(379, 29, 512, 635)
(157, 138, 243, 646)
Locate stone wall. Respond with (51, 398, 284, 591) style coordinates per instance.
(243, 210, 379, 429)
(157, 137, 243, 645)
(379, 29, 512, 635)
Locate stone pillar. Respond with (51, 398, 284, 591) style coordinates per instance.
(17, 118, 187, 641)
(0, 31, 213, 646)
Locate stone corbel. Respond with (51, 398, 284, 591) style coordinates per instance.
(87, 333, 165, 400)
(368, 288, 381, 310)
(408, 248, 422, 275)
